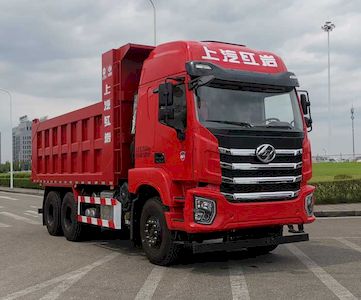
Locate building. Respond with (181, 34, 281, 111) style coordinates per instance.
(12, 115, 32, 170)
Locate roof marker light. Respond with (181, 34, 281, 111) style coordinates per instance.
(195, 64, 212, 70)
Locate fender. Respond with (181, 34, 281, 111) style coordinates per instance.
(128, 167, 173, 206)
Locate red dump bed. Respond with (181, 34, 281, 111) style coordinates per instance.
(32, 43, 154, 187)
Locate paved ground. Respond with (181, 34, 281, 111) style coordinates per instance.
(314, 203, 361, 217)
(1, 191, 361, 300)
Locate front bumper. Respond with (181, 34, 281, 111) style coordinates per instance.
(166, 185, 315, 233)
(184, 232, 309, 254)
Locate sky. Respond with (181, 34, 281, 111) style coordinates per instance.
(0, 0, 360, 161)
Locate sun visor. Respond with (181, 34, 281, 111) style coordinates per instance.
(186, 61, 299, 88)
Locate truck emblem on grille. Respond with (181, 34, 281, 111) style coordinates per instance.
(255, 144, 276, 163)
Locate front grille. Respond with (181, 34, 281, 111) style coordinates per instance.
(220, 154, 300, 164)
(207, 127, 304, 202)
(219, 147, 302, 202)
(221, 182, 301, 194)
(222, 168, 301, 178)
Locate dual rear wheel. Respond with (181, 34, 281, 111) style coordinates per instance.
(44, 191, 83, 241)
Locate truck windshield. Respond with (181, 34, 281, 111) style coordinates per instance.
(194, 85, 303, 130)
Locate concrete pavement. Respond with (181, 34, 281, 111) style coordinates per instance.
(0, 186, 44, 196)
(314, 203, 361, 217)
(1, 191, 361, 299)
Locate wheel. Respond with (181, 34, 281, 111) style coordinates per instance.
(247, 244, 278, 255)
(44, 191, 63, 236)
(61, 192, 83, 241)
(140, 197, 183, 266)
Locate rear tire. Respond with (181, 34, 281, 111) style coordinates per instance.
(44, 191, 63, 236)
(61, 192, 83, 241)
(140, 197, 183, 266)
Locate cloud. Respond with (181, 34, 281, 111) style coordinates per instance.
(0, 0, 360, 162)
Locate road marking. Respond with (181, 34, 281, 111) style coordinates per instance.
(336, 238, 361, 253)
(228, 261, 250, 300)
(24, 210, 40, 218)
(286, 244, 357, 300)
(24, 213, 39, 218)
(134, 266, 164, 300)
(0, 192, 43, 198)
(0, 222, 11, 228)
(22, 194, 43, 198)
(0, 196, 18, 201)
(0, 252, 119, 300)
(0, 212, 40, 225)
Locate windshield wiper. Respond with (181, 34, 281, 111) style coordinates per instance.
(189, 75, 215, 90)
(205, 119, 253, 128)
(259, 121, 293, 129)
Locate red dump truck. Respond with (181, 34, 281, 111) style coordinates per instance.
(32, 41, 315, 265)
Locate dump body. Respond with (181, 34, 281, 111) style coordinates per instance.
(32, 44, 154, 187)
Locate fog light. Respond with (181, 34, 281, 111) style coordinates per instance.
(194, 196, 216, 225)
(85, 208, 98, 218)
(305, 193, 314, 216)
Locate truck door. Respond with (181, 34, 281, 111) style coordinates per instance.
(153, 83, 192, 180)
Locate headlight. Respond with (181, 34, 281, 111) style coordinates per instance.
(305, 193, 314, 216)
(194, 196, 216, 225)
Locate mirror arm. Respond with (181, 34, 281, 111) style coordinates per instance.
(166, 76, 185, 85)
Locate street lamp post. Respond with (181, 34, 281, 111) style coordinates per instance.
(321, 21, 335, 152)
(148, 0, 157, 45)
(0, 88, 13, 189)
(351, 106, 355, 160)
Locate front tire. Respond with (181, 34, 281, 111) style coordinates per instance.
(61, 192, 83, 241)
(44, 191, 63, 236)
(140, 197, 183, 266)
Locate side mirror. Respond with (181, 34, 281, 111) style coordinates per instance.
(159, 82, 174, 107)
(305, 117, 312, 128)
(300, 94, 309, 115)
(159, 107, 174, 120)
(298, 90, 312, 131)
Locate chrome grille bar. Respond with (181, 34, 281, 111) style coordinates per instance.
(222, 190, 300, 201)
(219, 147, 302, 156)
(222, 175, 302, 184)
(221, 162, 302, 170)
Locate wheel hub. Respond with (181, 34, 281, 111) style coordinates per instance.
(144, 216, 161, 248)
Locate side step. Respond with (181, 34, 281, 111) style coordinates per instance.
(77, 196, 122, 229)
